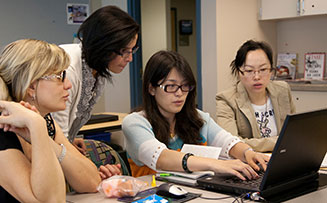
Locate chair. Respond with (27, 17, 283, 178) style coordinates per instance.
(66, 139, 130, 193)
(84, 139, 130, 176)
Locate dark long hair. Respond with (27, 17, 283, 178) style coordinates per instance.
(231, 40, 274, 77)
(142, 51, 204, 145)
(77, 5, 140, 78)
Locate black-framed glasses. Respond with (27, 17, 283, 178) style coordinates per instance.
(158, 84, 195, 93)
(115, 46, 139, 59)
(40, 70, 66, 82)
(239, 67, 272, 78)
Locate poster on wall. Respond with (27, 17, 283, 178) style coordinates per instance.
(276, 53, 298, 80)
(67, 3, 89, 25)
(304, 52, 326, 80)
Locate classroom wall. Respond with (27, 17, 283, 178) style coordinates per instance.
(0, 0, 88, 48)
(141, 0, 168, 69)
(171, 0, 197, 81)
(200, 0, 218, 119)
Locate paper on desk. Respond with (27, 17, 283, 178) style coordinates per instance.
(181, 144, 221, 159)
(321, 153, 327, 168)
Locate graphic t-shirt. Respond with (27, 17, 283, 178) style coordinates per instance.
(251, 98, 277, 138)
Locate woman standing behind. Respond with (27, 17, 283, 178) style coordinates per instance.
(122, 50, 269, 179)
(0, 39, 101, 202)
(52, 5, 140, 155)
(216, 40, 296, 152)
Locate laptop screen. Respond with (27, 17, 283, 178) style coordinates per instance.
(261, 108, 327, 190)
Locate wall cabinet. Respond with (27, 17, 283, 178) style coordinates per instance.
(300, 0, 327, 16)
(259, 0, 327, 20)
(259, 0, 299, 20)
(292, 91, 327, 113)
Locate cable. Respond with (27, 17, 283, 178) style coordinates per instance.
(199, 194, 235, 200)
(231, 192, 251, 203)
(198, 191, 265, 202)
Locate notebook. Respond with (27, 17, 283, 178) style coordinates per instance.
(197, 108, 327, 199)
(85, 114, 119, 125)
(155, 170, 214, 186)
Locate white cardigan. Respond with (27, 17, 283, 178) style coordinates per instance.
(52, 44, 83, 141)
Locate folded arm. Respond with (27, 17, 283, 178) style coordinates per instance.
(52, 120, 101, 193)
(0, 101, 65, 202)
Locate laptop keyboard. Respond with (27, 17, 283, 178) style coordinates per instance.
(224, 171, 264, 188)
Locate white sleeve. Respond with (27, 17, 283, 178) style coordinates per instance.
(122, 112, 167, 170)
(138, 140, 167, 170)
(51, 45, 82, 139)
(211, 130, 241, 159)
(198, 110, 241, 159)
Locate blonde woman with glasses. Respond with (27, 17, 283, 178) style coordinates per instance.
(0, 39, 101, 202)
(216, 40, 296, 152)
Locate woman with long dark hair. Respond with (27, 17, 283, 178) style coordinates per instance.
(122, 50, 269, 179)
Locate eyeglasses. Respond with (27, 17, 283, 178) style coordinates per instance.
(158, 84, 195, 93)
(239, 67, 272, 78)
(115, 46, 139, 59)
(40, 70, 66, 82)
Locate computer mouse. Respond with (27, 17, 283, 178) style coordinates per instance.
(156, 183, 188, 198)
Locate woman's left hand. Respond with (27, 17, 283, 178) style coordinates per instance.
(245, 150, 270, 171)
(99, 164, 122, 180)
(19, 101, 40, 114)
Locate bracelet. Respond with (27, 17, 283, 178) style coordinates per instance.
(243, 147, 254, 161)
(58, 144, 66, 163)
(182, 153, 194, 173)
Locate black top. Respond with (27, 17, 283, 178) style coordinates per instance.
(0, 129, 22, 203)
(0, 114, 56, 202)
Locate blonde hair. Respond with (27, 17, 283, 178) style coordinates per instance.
(0, 39, 70, 101)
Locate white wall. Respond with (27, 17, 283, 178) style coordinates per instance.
(200, 0, 218, 119)
(171, 0, 197, 81)
(141, 0, 168, 68)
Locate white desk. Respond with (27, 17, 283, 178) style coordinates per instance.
(66, 174, 327, 203)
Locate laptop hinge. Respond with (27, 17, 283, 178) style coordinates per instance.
(260, 172, 318, 197)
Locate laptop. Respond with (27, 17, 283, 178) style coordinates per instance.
(197, 108, 327, 199)
(85, 114, 119, 125)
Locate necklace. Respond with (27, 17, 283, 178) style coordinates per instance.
(44, 113, 56, 139)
